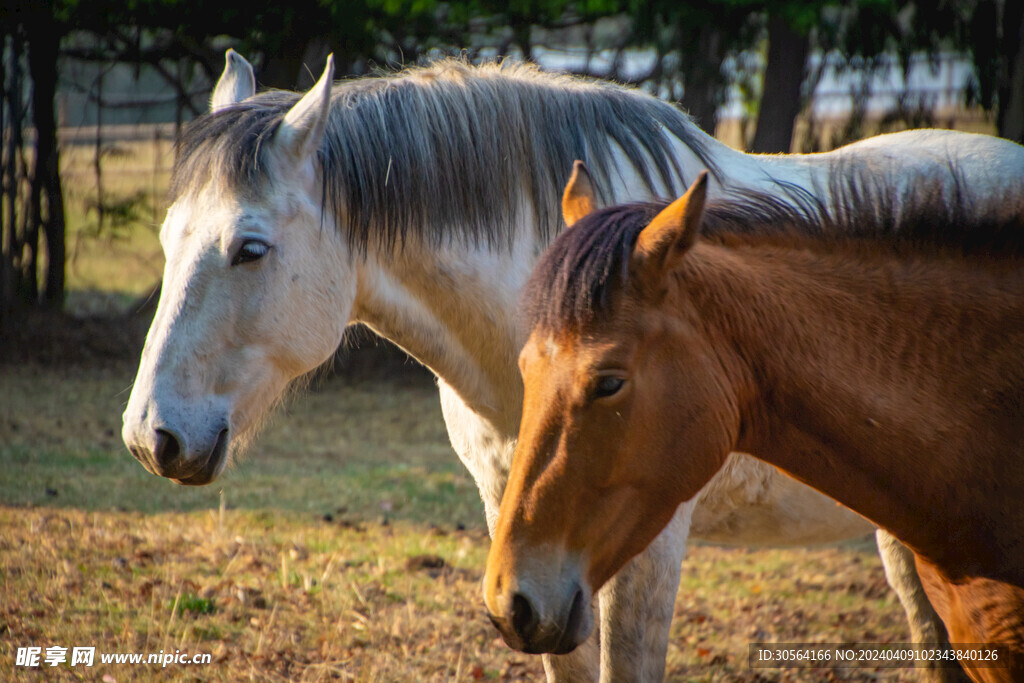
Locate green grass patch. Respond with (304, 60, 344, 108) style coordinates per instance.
(61, 139, 169, 315)
(175, 593, 216, 616)
(0, 362, 483, 526)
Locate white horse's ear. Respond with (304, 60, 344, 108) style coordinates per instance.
(273, 54, 335, 164)
(562, 160, 597, 227)
(635, 171, 709, 274)
(210, 49, 255, 112)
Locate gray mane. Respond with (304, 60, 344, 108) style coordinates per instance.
(171, 59, 717, 252)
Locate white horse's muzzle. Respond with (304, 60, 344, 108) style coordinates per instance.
(122, 399, 230, 485)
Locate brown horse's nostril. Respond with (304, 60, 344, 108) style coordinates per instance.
(510, 592, 538, 645)
(564, 587, 585, 644)
(154, 428, 182, 465)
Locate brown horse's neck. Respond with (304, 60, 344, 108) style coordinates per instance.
(680, 240, 1024, 584)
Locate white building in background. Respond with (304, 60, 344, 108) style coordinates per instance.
(799, 52, 979, 119)
(532, 45, 978, 121)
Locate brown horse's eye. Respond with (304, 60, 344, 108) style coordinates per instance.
(592, 375, 625, 399)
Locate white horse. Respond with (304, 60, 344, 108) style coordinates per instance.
(123, 50, 1024, 681)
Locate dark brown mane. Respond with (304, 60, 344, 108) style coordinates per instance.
(522, 170, 1024, 333)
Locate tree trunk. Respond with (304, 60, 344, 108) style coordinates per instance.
(512, 22, 532, 61)
(260, 32, 313, 90)
(297, 36, 332, 90)
(997, 0, 1024, 143)
(1, 30, 9, 324)
(27, 18, 65, 309)
(749, 13, 810, 153)
(678, 25, 726, 136)
(4, 29, 28, 313)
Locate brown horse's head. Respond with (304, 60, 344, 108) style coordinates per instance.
(484, 164, 741, 654)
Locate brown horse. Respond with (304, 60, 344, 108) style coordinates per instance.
(484, 162, 1024, 682)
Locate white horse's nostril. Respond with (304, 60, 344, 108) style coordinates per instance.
(154, 428, 183, 466)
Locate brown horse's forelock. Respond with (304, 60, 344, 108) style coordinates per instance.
(520, 203, 661, 334)
(522, 163, 1024, 335)
(520, 187, 820, 333)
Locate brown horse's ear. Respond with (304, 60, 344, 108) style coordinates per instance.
(562, 161, 597, 227)
(634, 171, 708, 273)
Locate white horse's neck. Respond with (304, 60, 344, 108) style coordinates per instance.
(351, 235, 532, 432)
(342, 126, 1023, 509)
(346, 132, 827, 429)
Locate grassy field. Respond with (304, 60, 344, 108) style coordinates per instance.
(60, 133, 169, 315)
(1, 358, 922, 682)
(0, 135, 935, 681)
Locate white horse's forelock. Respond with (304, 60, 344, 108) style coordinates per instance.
(171, 58, 718, 256)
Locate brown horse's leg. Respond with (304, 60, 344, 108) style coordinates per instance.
(914, 558, 1024, 683)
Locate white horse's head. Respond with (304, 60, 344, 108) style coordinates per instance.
(122, 51, 353, 484)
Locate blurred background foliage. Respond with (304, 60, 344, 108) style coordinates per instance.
(1, 0, 1022, 329)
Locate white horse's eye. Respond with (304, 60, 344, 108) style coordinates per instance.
(232, 240, 270, 266)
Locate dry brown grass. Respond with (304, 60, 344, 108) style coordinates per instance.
(1, 504, 920, 682)
(0, 359, 923, 682)
(0, 505, 535, 682)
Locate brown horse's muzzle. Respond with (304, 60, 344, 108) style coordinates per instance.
(487, 584, 589, 654)
(483, 542, 595, 655)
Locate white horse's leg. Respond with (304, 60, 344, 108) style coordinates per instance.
(438, 383, 601, 682)
(597, 500, 694, 683)
(542, 637, 601, 682)
(541, 509, 692, 683)
(876, 529, 971, 683)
